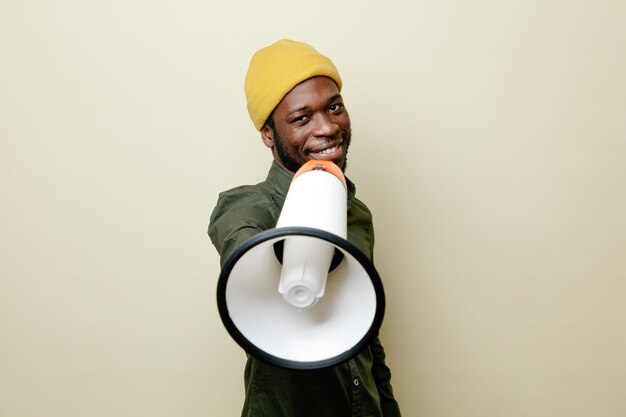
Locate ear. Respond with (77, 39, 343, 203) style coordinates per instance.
(260, 124, 274, 149)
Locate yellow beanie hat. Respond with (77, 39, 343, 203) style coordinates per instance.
(244, 39, 343, 131)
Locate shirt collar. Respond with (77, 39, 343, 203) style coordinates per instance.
(266, 162, 357, 208)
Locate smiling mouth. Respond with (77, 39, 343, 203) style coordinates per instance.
(318, 146, 338, 155)
(310, 139, 343, 154)
(308, 143, 343, 163)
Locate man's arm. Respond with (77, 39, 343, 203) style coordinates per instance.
(371, 336, 402, 416)
(208, 187, 277, 265)
(359, 203, 401, 416)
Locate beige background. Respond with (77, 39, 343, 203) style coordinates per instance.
(2, 0, 625, 416)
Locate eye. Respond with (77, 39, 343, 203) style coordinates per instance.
(329, 103, 344, 113)
(291, 115, 309, 124)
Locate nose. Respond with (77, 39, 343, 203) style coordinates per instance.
(313, 113, 339, 137)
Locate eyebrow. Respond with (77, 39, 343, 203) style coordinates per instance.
(287, 106, 310, 116)
(287, 94, 343, 116)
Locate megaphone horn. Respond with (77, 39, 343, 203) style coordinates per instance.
(217, 161, 385, 370)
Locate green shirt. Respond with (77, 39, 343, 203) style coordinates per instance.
(209, 162, 401, 417)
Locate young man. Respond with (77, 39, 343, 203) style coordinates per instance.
(209, 39, 401, 417)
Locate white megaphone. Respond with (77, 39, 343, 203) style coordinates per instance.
(216, 160, 385, 370)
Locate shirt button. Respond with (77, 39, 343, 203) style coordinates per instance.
(353, 378, 360, 386)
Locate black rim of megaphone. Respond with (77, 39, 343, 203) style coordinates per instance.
(216, 226, 386, 371)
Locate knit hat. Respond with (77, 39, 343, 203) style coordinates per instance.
(244, 39, 343, 131)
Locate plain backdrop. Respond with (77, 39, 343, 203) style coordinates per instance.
(1, 1, 625, 416)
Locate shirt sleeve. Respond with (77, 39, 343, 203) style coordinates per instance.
(364, 208, 401, 416)
(371, 336, 402, 416)
(208, 186, 278, 267)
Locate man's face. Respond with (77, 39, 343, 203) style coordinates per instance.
(261, 76, 351, 174)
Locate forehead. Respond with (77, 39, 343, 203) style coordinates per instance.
(274, 76, 341, 115)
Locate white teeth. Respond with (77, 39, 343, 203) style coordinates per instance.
(319, 146, 337, 154)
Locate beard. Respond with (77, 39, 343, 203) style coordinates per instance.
(271, 125, 351, 174)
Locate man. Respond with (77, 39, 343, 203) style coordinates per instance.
(209, 39, 401, 417)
